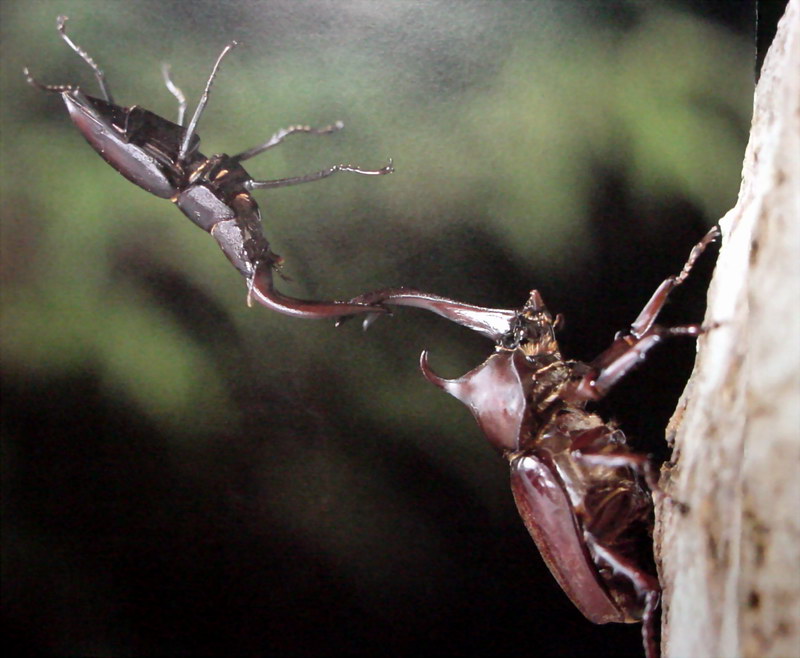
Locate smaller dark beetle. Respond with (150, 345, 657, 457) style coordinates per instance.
(348, 227, 719, 658)
(25, 16, 393, 320)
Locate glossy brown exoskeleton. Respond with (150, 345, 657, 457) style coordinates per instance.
(25, 16, 393, 320)
(349, 227, 719, 658)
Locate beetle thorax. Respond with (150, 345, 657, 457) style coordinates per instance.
(525, 356, 571, 411)
(501, 293, 571, 416)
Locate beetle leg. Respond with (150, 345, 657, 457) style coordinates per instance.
(575, 449, 657, 490)
(641, 589, 661, 658)
(178, 41, 238, 163)
(588, 539, 661, 600)
(570, 323, 705, 401)
(586, 539, 661, 658)
(22, 68, 77, 94)
(232, 122, 346, 162)
(55, 15, 114, 103)
(246, 265, 389, 320)
(161, 63, 188, 126)
(629, 226, 719, 337)
(573, 449, 688, 513)
(246, 159, 394, 190)
(568, 226, 719, 402)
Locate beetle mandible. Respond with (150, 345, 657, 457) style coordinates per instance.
(346, 227, 719, 658)
(25, 16, 393, 320)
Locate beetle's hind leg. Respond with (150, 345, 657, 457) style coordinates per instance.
(588, 540, 661, 658)
(22, 68, 76, 94)
(55, 15, 114, 103)
(161, 64, 188, 125)
(641, 589, 660, 658)
(178, 41, 237, 163)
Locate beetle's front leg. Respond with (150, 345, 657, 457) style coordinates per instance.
(569, 323, 705, 402)
(628, 226, 719, 337)
(568, 227, 719, 402)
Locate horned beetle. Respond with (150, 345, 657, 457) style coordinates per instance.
(348, 227, 719, 658)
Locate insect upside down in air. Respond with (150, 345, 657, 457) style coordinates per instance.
(24, 16, 393, 321)
(347, 226, 719, 658)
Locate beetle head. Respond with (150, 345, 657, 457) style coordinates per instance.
(419, 290, 567, 452)
(501, 290, 561, 358)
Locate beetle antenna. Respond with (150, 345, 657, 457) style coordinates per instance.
(178, 41, 238, 163)
(56, 15, 114, 104)
(161, 63, 187, 126)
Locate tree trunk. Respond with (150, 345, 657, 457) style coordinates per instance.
(657, 2, 800, 657)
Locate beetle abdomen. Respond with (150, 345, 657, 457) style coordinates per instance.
(62, 93, 180, 198)
(510, 453, 628, 624)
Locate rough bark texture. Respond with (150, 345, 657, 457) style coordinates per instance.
(657, 2, 800, 657)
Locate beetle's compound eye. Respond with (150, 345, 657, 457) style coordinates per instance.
(500, 315, 527, 349)
(500, 333, 517, 350)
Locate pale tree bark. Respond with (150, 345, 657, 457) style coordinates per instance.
(657, 2, 800, 657)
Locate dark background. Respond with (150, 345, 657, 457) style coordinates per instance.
(1, 1, 770, 656)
